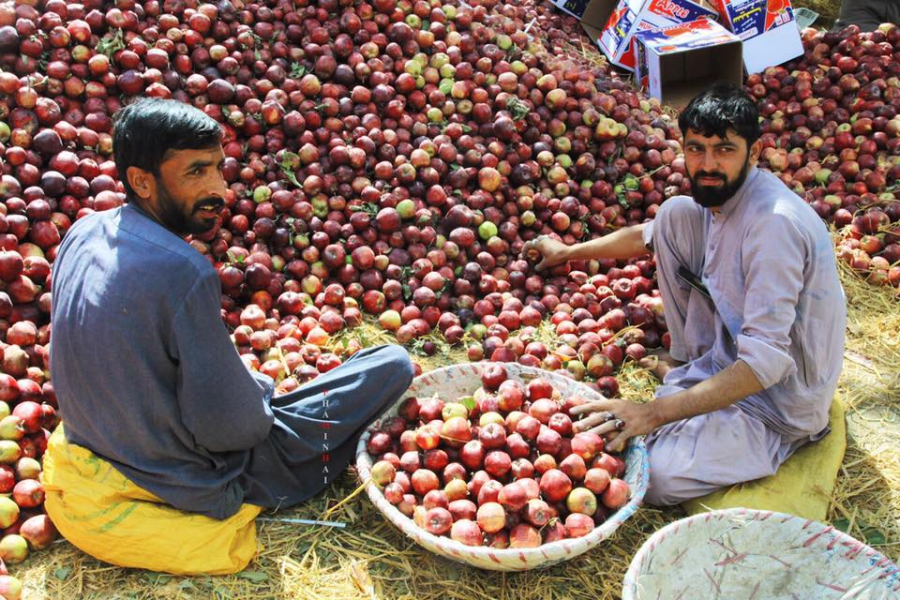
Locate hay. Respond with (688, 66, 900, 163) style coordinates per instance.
(829, 261, 900, 562)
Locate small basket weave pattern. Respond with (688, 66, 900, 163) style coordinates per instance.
(623, 507, 900, 599)
(356, 363, 650, 571)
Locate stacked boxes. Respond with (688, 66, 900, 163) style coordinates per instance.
(553, 0, 805, 102)
(580, 0, 721, 70)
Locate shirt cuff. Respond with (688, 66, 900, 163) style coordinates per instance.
(736, 334, 796, 389)
(642, 220, 654, 252)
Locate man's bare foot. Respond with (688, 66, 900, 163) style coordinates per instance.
(638, 349, 682, 380)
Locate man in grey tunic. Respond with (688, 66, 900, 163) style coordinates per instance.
(49, 98, 414, 521)
(525, 83, 846, 505)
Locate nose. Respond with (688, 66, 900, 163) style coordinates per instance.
(207, 171, 227, 199)
(700, 148, 719, 173)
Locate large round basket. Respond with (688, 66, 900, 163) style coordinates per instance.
(623, 507, 900, 599)
(356, 363, 650, 571)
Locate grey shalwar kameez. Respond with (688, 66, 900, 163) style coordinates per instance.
(50, 203, 414, 520)
(640, 166, 846, 505)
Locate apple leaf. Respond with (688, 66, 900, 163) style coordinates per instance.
(237, 570, 268, 583)
(458, 395, 476, 413)
(290, 62, 306, 78)
(53, 566, 72, 581)
(97, 28, 126, 59)
(832, 518, 851, 532)
(863, 527, 887, 546)
(507, 98, 530, 122)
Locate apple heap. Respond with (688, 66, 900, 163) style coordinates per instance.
(749, 23, 900, 289)
(459, 264, 666, 398)
(0, 397, 58, 567)
(364, 364, 632, 548)
(0, 0, 686, 361)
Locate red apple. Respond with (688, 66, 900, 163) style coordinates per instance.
(584, 468, 612, 495)
(423, 507, 452, 535)
(11, 479, 43, 509)
(539, 469, 573, 503)
(476, 502, 506, 533)
(564, 513, 595, 538)
(450, 519, 483, 546)
(523, 498, 553, 527)
(601, 479, 630, 510)
(498, 481, 528, 511)
(508, 523, 541, 548)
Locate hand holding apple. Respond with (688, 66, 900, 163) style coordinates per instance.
(570, 399, 661, 453)
(522, 236, 571, 272)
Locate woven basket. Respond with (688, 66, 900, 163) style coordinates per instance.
(356, 363, 650, 571)
(623, 507, 900, 599)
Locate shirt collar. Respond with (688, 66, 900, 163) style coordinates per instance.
(713, 165, 760, 220)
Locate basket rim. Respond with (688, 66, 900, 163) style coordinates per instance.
(356, 363, 651, 563)
(623, 506, 900, 595)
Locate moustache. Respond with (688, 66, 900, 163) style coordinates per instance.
(193, 197, 225, 213)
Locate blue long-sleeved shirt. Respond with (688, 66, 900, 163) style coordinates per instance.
(50, 203, 275, 519)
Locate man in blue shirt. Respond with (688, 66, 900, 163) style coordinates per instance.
(48, 98, 413, 525)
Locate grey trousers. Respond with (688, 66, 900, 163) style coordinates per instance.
(642, 198, 794, 506)
(240, 345, 414, 510)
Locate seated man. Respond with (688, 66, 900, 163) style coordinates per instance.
(47, 99, 414, 558)
(525, 83, 846, 505)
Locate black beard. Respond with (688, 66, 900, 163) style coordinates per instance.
(156, 182, 222, 236)
(688, 160, 751, 208)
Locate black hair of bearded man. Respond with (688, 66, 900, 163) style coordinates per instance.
(112, 98, 223, 200)
(678, 81, 762, 146)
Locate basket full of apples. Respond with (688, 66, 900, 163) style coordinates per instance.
(356, 363, 649, 571)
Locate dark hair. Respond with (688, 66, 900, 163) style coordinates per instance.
(678, 82, 761, 146)
(112, 98, 222, 199)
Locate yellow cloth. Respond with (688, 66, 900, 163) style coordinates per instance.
(683, 396, 846, 521)
(42, 426, 263, 575)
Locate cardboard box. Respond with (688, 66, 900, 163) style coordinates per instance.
(709, 0, 804, 74)
(580, 0, 720, 71)
(634, 18, 743, 106)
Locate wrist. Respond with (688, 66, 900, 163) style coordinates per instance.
(646, 399, 668, 430)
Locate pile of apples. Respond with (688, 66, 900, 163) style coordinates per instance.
(364, 364, 631, 548)
(0, 390, 59, 567)
(752, 23, 900, 288)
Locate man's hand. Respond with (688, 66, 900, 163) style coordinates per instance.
(523, 236, 570, 272)
(570, 399, 661, 453)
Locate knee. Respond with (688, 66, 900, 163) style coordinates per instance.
(644, 471, 685, 507)
(643, 442, 690, 506)
(380, 344, 415, 389)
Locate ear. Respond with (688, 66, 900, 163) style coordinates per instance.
(126, 166, 156, 201)
(748, 139, 762, 165)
